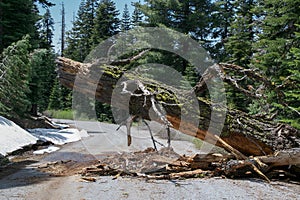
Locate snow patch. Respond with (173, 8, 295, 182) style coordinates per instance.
(0, 116, 38, 156)
(28, 128, 89, 145)
(33, 146, 60, 154)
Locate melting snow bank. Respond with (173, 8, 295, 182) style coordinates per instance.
(28, 128, 89, 146)
(28, 128, 89, 155)
(33, 146, 60, 154)
(0, 116, 38, 156)
(0, 116, 89, 157)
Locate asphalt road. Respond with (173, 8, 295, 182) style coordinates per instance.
(0, 120, 299, 200)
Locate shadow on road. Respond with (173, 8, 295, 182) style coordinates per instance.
(0, 160, 51, 189)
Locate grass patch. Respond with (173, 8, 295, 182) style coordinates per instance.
(193, 138, 204, 149)
(44, 109, 74, 119)
(44, 109, 99, 121)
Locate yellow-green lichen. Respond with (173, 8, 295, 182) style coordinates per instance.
(102, 65, 123, 79)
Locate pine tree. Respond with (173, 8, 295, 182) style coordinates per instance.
(131, 1, 143, 27)
(61, 2, 66, 57)
(133, 0, 213, 80)
(34, 0, 55, 8)
(38, 8, 55, 49)
(222, 0, 257, 111)
(29, 49, 56, 115)
(139, 0, 212, 37)
(48, 79, 62, 110)
(225, 0, 256, 67)
(91, 0, 120, 44)
(285, 30, 300, 128)
(0, 0, 39, 52)
(0, 36, 31, 116)
(210, 0, 235, 61)
(251, 0, 300, 128)
(121, 4, 131, 31)
(65, 0, 99, 61)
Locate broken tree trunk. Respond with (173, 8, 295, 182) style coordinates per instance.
(56, 57, 300, 156)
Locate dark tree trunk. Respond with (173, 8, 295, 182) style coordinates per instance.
(30, 104, 38, 116)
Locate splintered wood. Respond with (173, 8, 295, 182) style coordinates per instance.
(77, 148, 300, 182)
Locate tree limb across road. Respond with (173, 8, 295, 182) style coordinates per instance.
(56, 56, 300, 156)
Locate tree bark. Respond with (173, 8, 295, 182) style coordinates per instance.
(56, 57, 300, 156)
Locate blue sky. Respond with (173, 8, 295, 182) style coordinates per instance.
(40, 0, 141, 53)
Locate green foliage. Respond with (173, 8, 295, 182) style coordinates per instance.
(44, 109, 74, 120)
(210, 0, 235, 61)
(139, 0, 212, 37)
(48, 79, 63, 110)
(37, 8, 55, 49)
(34, 0, 55, 8)
(131, 1, 143, 27)
(65, 0, 121, 122)
(121, 4, 131, 31)
(0, 1, 57, 118)
(95, 101, 113, 122)
(65, 0, 99, 62)
(0, 0, 40, 52)
(91, 0, 120, 44)
(250, 0, 300, 128)
(29, 49, 56, 114)
(224, 0, 256, 66)
(0, 36, 31, 116)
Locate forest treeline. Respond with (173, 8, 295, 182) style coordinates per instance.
(0, 0, 299, 129)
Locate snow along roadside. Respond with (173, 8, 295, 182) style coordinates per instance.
(28, 128, 89, 155)
(28, 128, 89, 146)
(0, 116, 89, 156)
(0, 116, 37, 156)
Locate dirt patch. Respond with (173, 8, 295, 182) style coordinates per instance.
(38, 160, 99, 176)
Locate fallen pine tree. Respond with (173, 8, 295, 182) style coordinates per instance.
(56, 56, 300, 158)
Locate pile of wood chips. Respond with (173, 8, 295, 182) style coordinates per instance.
(79, 147, 300, 182)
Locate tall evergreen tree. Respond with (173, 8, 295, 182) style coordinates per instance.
(210, 0, 235, 61)
(225, 0, 256, 67)
(251, 0, 300, 127)
(29, 49, 56, 115)
(89, 0, 120, 121)
(221, 0, 257, 111)
(121, 4, 131, 31)
(65, 0, 99, 61)
(38, 8, 55, 49)
(139, 0, 212, 38)
(34, 0, 55, 8)
(48, 79, 63, 110)
(134, 0, 213, 79)
(0, 0, 39, 52)
(131, 1, 143, 27)
(285, 29, 300, 128)
(91, 0, 120, 44)
(0, 36, 31, 116)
